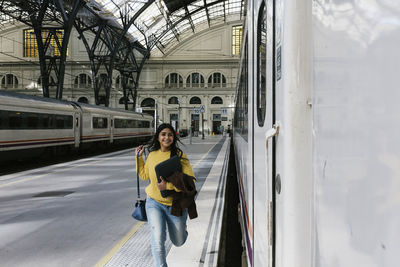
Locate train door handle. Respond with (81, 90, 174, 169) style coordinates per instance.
(265, 122, 280, 141)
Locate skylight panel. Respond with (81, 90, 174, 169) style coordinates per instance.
(175, 20, 192, 34)
(191, 10, 207, 24)
(187, 0, 203, 12)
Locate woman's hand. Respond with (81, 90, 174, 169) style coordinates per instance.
(135, 145, 144, 157)
(157, 176, 167, 191)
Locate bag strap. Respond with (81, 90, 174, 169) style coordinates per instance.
(136, 151, 141, 200)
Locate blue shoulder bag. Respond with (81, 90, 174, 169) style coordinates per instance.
(132, 151, 147, 221)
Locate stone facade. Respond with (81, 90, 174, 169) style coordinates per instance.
(0, 21, 241, 135)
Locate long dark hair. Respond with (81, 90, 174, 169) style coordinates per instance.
(148, 123, 183, 157)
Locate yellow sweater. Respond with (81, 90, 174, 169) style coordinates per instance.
(136, 149, 195, 206)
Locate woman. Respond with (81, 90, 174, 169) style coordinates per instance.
(135, 123, 195, 267)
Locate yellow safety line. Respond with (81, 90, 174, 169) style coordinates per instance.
(94, 222, 145, 267)
(95, 138, 223, 265)
(192, 139, 220, 168)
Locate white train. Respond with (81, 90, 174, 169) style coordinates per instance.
(234, 0, 400, 267)
(0, 90, 153, 157)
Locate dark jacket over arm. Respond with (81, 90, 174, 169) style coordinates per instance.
(165, 171, 198, 219)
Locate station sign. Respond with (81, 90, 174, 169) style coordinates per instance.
(200, 105, 205, 113)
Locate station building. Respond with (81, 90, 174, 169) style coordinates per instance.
(0, 21, 242, 135)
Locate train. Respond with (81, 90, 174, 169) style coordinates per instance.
(0, 90, 153, 161)
(233, 0, 400, 267)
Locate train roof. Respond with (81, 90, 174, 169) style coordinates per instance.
(0, 90, 72, 107)
(74, 101, 153, 119)
(0, 90, 153, 120)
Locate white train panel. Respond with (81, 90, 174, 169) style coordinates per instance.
(313, 2, 400, 266)
(233, 0, 400, 267)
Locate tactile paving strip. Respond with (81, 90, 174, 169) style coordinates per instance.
(105, 223, 172, 267)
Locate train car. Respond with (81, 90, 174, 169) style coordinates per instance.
(234, 0, 400, 267)
(0, 91, 77, 152)
(77, 102, 153, 145)
(0, 90, 153, 161)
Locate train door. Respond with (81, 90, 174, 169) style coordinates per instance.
(253, 0, 277, 266)
(110, 116, 114, 143)
(73, 112, 81, 148)
(71, 103, 82, 148)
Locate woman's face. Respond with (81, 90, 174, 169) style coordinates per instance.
(158, 128, 174, 151)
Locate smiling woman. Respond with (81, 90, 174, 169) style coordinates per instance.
(135, 123, 196, 267)
(158, 127, 174, 152)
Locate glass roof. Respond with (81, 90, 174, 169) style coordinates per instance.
(94, 0, 244, 53)
(0, 0, 243, 54)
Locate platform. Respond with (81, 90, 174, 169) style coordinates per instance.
(0, 134, 231, 267)
(98, 135, 231, 267)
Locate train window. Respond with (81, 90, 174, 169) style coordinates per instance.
(65, 116, 73, 129)
(0, 111, 73, 129)
(114, 118, 151, 129)
(115, 118, 134, 128)
(56, 116, 64, 128)
(129, 120, 136, 128)
(257, 1, 267, 127)
(8, 111, 22, 129)
(114, 118, 124, 128)
(27, 114, 39, 129)
(42, 114, 52, 129)
(55, 115, 73, 129)
(93, 117, 108, 129)
(0, 110, 5, 128)
(234, 35, 248, 141)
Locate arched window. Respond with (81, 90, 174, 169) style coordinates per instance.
(74, 74, 92, 88)
(141, 98, 155, 108)
(208, 72, 226, 87)
(168, 97, 179, 104)
(211, 96, 223, 104)
(119, 96, 131, 104)
(1, 74, 19, 89)
(186, 72, 204, 88)
(116, 75, 134, 89)
(77, 97, 89, 104)
(190, 96, 201, 104)
(165, 73, 183, 88)
(98, 73, 108, 89)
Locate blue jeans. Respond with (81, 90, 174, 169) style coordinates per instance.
(146, 196, 188, 267)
